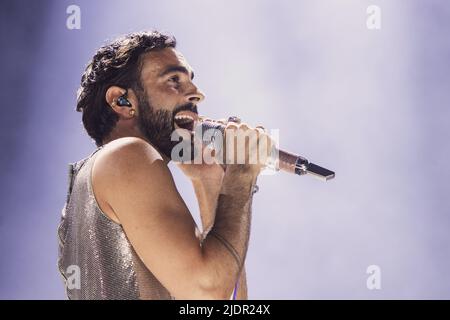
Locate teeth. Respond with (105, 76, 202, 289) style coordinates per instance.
(175, 115, 193, 120)
(175, 116, 192, 120)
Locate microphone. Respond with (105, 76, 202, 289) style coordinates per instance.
(199, 120, 335, 181)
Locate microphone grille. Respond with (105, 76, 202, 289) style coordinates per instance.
(199, 121, 225, 151)
(200, 120, 225, 133)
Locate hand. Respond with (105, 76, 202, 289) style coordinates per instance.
(176, 116, 273, 180)
(176, 116, 227, 182)
(221, 121, 274, 176)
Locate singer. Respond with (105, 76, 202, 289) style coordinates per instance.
(58, 31, 274, 300)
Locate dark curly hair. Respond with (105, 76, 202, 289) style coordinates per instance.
(76, 31, 177, 146)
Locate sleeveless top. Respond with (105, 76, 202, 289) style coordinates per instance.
(57, 148, 174, 299)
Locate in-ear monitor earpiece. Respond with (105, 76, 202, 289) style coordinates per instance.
(116, 88, 132, 107)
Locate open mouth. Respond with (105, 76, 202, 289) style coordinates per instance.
(174, 110, 199, 132)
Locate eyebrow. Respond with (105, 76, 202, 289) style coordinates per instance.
(159, 65, 194, 80)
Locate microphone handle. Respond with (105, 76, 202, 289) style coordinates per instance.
(199, 121, 335, 181)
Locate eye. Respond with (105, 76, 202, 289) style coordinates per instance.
(168, 75, 180, 84)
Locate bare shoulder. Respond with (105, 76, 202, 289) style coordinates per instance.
(93, 137, 167, 178)
(98, 137, 163, 166)
(92, 137, 176, 214)
(92, 137, 170, 182)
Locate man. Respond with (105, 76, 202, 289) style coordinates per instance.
(58, 31, 272, 300)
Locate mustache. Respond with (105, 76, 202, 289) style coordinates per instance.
(172, 103, 198, 116)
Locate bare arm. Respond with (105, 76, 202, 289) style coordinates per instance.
(236, 264, 248, 299)
(191, 171, 251, 299)
(93, 137, 258, 299)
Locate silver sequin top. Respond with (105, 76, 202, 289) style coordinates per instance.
(57, 149, 174, 300)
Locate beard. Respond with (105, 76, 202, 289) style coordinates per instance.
(135, 88, 197, 160)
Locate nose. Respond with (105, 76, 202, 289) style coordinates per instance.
(185, 84, 205, 104)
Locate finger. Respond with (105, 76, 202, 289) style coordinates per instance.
(258, 133, 273, 162)
(199, 115, 213, 123)
(237, 123, 250, 131)
(225, 122, 239, 130)
(255, 125, 267, 133)
(227, 116, 242, 124)
(255, 126, 265, 136)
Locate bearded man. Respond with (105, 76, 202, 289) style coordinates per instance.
(58, 31, 272, 300)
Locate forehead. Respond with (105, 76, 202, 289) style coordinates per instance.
(140, 47, 192, 83)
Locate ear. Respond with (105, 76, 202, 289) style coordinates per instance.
(105, 86, 139, 118)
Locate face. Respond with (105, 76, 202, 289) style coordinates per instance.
(134, 47, 205, 159)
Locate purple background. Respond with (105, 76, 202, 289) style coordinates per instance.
(1, 0, 449, 299)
